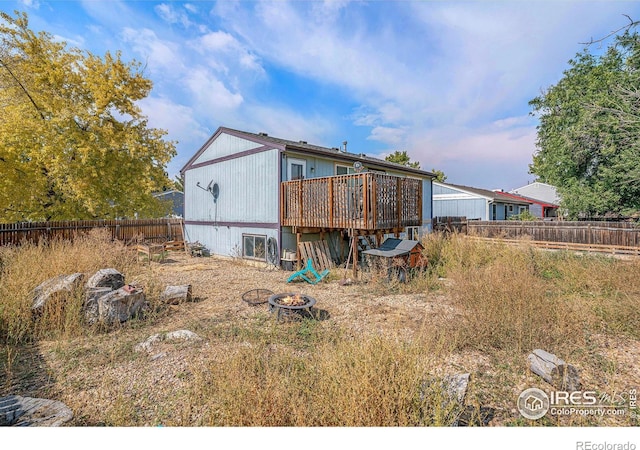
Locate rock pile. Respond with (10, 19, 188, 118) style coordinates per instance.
(31, 269, 194, 326)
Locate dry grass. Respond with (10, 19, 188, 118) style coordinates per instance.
(1, 232, 639, 427)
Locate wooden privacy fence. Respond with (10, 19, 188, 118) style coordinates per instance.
(432, 216, 468, 234)
(0, 218, 184, 246)
(281, 173, 422, 232)
(467, 220, 640, 248)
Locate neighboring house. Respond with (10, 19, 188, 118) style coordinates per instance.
(180, 127, 435, 265)
(510, 182, 560, 206)
(432, 181, 531, 221)
(153, 190, 184, 218)
(496, 191, 558, 219)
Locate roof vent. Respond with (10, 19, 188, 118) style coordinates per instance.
(342, 141, 348, 153)
(258, 132, 268, 136)
(299, 140, 307, 144)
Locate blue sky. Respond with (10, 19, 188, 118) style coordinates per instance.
(4, 0, 640, 190)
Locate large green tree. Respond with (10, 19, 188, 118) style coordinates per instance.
(385, 150, 421, 169)
(529, 30, 640, 219)
(0, 11, 176, 221)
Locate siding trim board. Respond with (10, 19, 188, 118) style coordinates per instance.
(186, 145, 273, 171)
(185, 220, 280, 229)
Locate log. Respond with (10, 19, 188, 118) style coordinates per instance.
(83, 287, 113, 324)
(95, 285, 146, 325)
(160, 285, 192, 305)
(528, 349, 581, 391)
(0, 395, 73, 427)
(86, 268, 125, 290)
(32, 273, 85, 314)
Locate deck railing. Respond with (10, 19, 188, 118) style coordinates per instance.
(281, 173, 422, 231)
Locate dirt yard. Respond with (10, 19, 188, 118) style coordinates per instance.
(5, 250, 640, 427)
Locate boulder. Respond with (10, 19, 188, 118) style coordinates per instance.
(135, 329, 202, 353)
(0, 395, 73, 426)
(165, 329, 202, 341)
(134, 333, 164, 353)
(160, 285, 192, 305)
(443, 373, 471, 405)
(86, 268, 125, 290)
(32, 273, 85, 313)
(95, 285, 146, 325)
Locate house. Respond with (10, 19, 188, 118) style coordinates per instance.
(180, 127, 435, 266)
(153, 189, 184, 218)
(510, 182, 560, 206)
(495, 191, 558, 219)
(432, 181, 531, 221)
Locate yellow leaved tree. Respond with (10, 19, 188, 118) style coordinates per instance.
(0, 11, 176, 221)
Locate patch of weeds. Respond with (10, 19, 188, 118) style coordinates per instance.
(102, 395, 140, 426)
(294, 319, 319, 348)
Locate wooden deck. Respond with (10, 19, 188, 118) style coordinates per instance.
(280, 173, 422, 233)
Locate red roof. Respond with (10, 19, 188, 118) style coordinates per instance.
(496, 191, 558, 208)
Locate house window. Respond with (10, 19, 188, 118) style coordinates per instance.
(508, 205, 514, 212)
(288, 158, 306, 180)
(336, 164, 356, 175)
(243, 234, 266, 260)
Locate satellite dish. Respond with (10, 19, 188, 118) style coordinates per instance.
(353, 161, 364, 173)
(211, 183, 219, 202)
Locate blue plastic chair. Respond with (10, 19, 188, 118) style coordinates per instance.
(287, 259, 330, 285)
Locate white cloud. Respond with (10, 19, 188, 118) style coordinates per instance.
(367, 126, 407, 146)
(138, 96, 210, 177)
(120, 27, 185, 76)
(138, 96, 207, 141)
(19, 0, 39, 8)
(52, 34, 84, 48)
(194, 31, 264, 75)
(184, 68, 244, 111)
(155, 3, 192, 28)
(241, 104, 334, 146)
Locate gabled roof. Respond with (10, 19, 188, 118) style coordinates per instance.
(496, 191, 558, 208)
(434, 181, 532, 205)
(510, 181, 561, 204)
(181, 126, 435, 178)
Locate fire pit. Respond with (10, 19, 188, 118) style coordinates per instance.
(268, 293, 316, 321)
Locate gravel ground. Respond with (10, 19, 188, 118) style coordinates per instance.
(5, 252, 638, 427)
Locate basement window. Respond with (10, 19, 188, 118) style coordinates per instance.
(243, 234, 266, 260)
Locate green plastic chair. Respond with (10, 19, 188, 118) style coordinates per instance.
(287, 259, 330, 285)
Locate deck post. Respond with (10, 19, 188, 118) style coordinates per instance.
(297, 180, 304, 227)
(329, 177, 334, 229)
(352, 230, 358, 279)
(296, 231, 302, 270)
(397, 177, 403, 230)
(363, 174, 369, 230)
